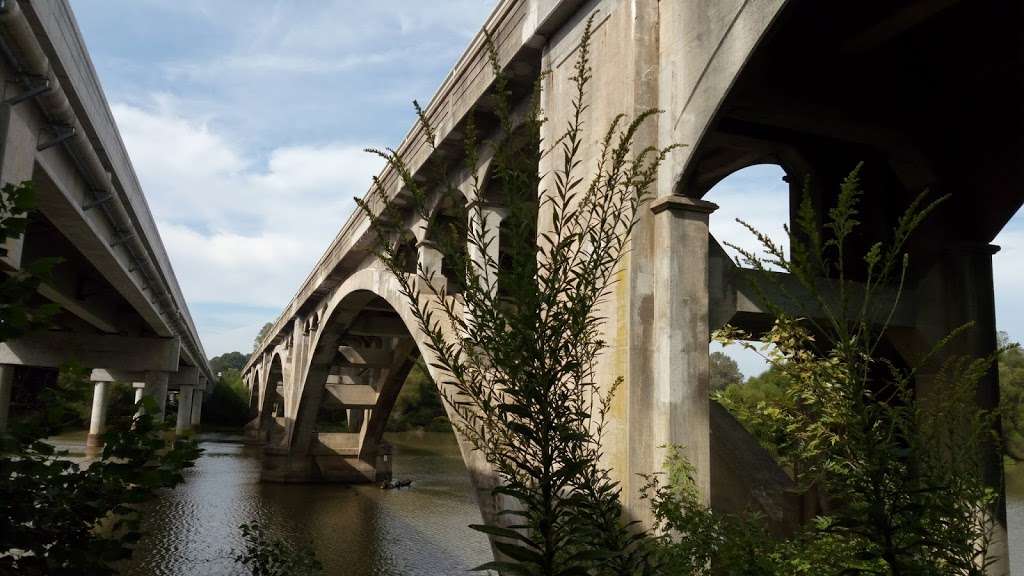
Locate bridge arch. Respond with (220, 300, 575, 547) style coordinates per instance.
(256, 351, 287, 445)
(262, 267, 499, 524)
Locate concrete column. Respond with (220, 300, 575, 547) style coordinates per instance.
(0, 364, 14, 433)
(0, 99, 38, 269)
(85, 380, 111, 451)
(175, 384, 194, 435)
(416, 240, 446, 292)
(143, 371, 169, 423)
(895, 242, 1007, 572)
(649, 195, 718, 510)
(347, 408, 366, 433)
(468, 202, 508, 296)
(190, 389, 203, 428)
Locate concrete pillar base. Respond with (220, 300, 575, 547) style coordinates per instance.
(261, 446, 392, 484)
(243, 419, 266, 445)
(85, 432, 104, 456)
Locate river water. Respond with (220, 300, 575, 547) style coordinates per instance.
(47, 432, 1024, 575)
(50, 431, 493, 575)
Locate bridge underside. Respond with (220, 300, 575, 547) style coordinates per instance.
(240, 0, 1022, 565)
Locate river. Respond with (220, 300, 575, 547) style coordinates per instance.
(46, 431, 1024, 574)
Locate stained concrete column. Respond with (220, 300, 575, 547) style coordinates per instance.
(0, 364, 14, 433)
(190, 389, 203, 429)
(347, 408, 366, 433)
(649, 195, 718, 509)
(143, 371, 169, 423)
(85, 380, 111, 452)
(0, 96, 38, 269)
(416, 240, 446, 292)
(132, 383, 145, 406)
(895, 242, 1007, 572)
(175, 384, 194, 435)
(467, 202, 508, 296)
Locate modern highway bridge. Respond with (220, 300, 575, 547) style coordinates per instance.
(0, 0, 213, 448)
(227, 0, 1019, 570)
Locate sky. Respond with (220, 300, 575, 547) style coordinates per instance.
(70, 1, 1022, 378)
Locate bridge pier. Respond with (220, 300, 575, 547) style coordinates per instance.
(142, 371, 169, 423)
(85, 379, 111, 454)
(175, 384, 194, 435)
(648, 196, 719, 506)
(190, 388, 204, 430)
(260, 440, 392, 484)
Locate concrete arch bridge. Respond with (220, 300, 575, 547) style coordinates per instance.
(242, 0, 1023, 567)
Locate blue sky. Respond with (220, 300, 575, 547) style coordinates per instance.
(71, 1, 1022, 378)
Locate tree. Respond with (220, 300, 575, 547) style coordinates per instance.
(0, 183, 200, 574)
(358, 17, 666, 575)
(233, 522, 322, 576)
(709, 351, 743, 392)
(204, 368, 253, 428)
(999, 332, 1024, 461)
(210, 351, 250, 374)
(704, 166, 1000, 573)
(254, 322, 274, 352)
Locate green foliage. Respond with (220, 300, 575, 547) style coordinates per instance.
(1000, 332, 1024, 461)
(0, 181, 60, 341)
(709, 351, 743, 392)
(1, 367, 200, 575)
(254, 322, 274, 352)
(708, 166, 1000, 574)
(0, 181, 200, 573)
(386, 360, 450, 432)
(204, 367, 253, 428)
(233, 522, 322, 576)
(714, 365, 792, 466)
(211, 351, 250, 374)
(358, 15, 667, 576)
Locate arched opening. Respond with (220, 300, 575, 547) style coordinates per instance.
(683, 0, 1024, 543)
(480, 131, 540, 301)
(259, 355, 286, 444)
(704, 163, 788, 400)
(288, 287, 475, 489)
(428, 195, 469, 295)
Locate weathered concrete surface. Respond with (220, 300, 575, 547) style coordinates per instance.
(240, 1, 1022, 569)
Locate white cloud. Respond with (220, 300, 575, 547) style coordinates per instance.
(995, 225, 1024, 343)
(112, 97, 384, 352)
(165, 51, 404, 80)
(706, 164, 790, 265)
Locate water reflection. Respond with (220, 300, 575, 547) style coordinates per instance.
(119, 432, 492, 576)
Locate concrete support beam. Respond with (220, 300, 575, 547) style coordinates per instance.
(708, 238, 917, 335)
(325, 383, 378, 408)
(0, 332, 179, 372)
(132, 382, 144, 419)
(190, 389, 203, 429)
(347, 408, 366, 433)
(416, 240, 446, 292)
(337, 345, 393, 368)
(85, 380, 110, 452)
(0, 98, 38, 269)
(649, 196, 717, 510)
(0, 364, 14, 433)
(175, 384, 193, 435)
(467, 202, 507, 296)
(891, 243, 1008, 572)
(143, 371, 169, 422)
